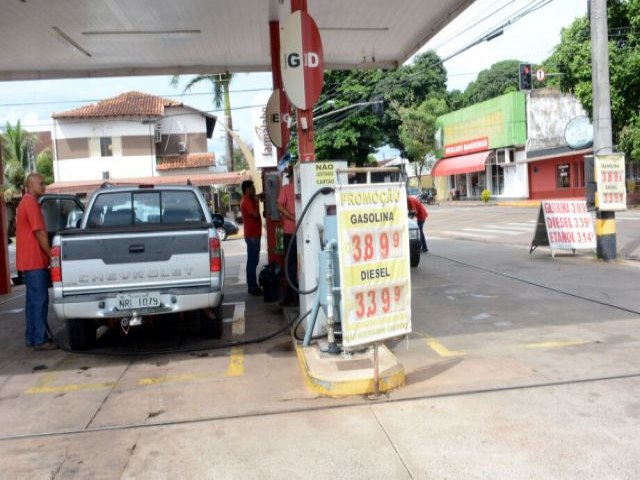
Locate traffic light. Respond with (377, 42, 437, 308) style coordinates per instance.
(519, 63, 532, 90)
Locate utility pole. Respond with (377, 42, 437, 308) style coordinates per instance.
(590, 0, 616, 260)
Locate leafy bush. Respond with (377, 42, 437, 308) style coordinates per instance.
(481, 189, 491, 203)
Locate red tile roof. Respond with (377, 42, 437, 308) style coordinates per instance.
(52, 91, 183, 119)
(156, 153, 216, 171)
(45, 171, 251, 195)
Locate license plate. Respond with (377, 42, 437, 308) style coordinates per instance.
(117, 292, 161, 310)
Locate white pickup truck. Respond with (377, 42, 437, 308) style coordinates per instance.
(51, 185, 225, 350)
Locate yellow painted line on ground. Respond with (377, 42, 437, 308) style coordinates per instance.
(226, 347, 244, 377)
(138, 373, 207, 386)
(522, 340, 589, 349)
(415, 331, 466, 357)
(25, 381, 116, 395)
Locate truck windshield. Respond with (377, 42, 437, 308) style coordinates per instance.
(87, 190, 205, 227)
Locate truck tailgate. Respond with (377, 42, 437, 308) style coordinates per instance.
(59, 229, 211, 295)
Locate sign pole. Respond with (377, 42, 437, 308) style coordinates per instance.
(590, 0, 616, 260)
(373, 342, 380, 397)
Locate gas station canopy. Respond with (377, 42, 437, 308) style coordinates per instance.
(0, 0, 474, 81)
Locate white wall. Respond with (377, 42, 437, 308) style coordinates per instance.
(160, 107, 207, 135)
(527, 89, 588, 152)
(53, 118, 155, 182)
(57, 155, 154, 181)
(54, 119, 150, 139)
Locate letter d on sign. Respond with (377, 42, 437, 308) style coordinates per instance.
(305, 52, 319, 67)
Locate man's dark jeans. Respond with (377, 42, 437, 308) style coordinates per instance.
(417, 220, 428, 251)
(283, 233, 298, 302)
(24, 268, 50, 346)
(245, 237, 261, 291)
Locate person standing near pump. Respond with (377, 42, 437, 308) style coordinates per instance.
(16, 173, 57, 350)
(407, 195, 429, 253)
(240, 180, 263, 296)
(277, 168, 299, 307)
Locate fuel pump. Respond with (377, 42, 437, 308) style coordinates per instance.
(289, 161, 347, 347)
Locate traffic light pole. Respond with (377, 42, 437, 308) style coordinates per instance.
(590, 0, 616, 260)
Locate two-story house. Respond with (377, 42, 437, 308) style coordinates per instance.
(48, 91, 247, 196)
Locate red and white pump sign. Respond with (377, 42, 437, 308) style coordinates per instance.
(280, 10, 324, 110)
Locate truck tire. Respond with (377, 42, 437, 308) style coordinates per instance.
(199, 305, 223, 339)
(66, 318, 97, 351)
(410, 247, 420, 268)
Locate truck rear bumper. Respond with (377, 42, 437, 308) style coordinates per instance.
(53, 287, 222, 320)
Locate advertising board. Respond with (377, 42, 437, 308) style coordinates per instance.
(335, 183, 412, 347)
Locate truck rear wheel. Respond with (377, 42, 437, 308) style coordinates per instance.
(66, 318, 97, 351)
(199, 305, 223, 339)
(410, 245, 420, 268)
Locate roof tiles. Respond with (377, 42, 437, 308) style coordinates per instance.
(53, 91, 182, 119)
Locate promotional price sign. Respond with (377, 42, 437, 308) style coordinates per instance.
(335, 183, 412, 347)
(530, 200, 596, 256)
(595, 153, 627, 211)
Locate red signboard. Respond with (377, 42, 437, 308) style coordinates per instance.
(444, 137, 489, 157)
(280, 11, 324, 110)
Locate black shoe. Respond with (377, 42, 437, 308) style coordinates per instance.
(249, 287, 263, 296)
(421, 248, 429, 253)
(33, 341, 59, 351)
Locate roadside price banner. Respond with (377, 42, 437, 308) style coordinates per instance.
(532, 200, 596, 254)
(335, 183, 412, 347)
(595, 153, 627, 211)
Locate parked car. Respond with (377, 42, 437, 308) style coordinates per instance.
(8, 239, 21, 285)
(408, 218, 421, 268)
(51, 185, 226, 350)
(216, 217, 239, 241)
(8, 194, 84, 286)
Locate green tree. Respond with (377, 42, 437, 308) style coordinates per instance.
(377, 50, 448, 154)
(313, 69, 386, 165)
(36, 147, 54, 185)
(170, 73, 236, 170)
(1, 121, 34, 199)
(463, 59, 522, 106)
(399, 96, 449, 185)
(544, 1, 640, 163)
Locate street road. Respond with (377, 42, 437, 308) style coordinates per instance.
(0, 205, 638, 478)
(423, 203, 640, 260)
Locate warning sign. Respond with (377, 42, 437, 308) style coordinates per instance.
(595, 153, 627, 211)
(530, 200, 596, 256)
(335, 183, 412, 347)
(315, 162, 336, 185)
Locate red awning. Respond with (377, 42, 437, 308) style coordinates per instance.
(431, 151, 491, 177)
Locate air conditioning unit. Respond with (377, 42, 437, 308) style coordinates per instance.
(496, 148, 514, 165)
(178, 141, 187, 153)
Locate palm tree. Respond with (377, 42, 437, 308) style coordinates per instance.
(170, 73, 235, 171)
(1, 121, 35, 200)
(2, 120, 34, 171)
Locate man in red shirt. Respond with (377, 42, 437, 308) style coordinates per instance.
(277, 168, 298, 306)
(240, 180, 263, 296)
(16, 173, 57, 350)
(407, 195, 429, 253)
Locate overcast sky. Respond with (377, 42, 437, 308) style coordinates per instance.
(0, 0, 588, 162)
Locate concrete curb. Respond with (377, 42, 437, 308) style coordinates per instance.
(294, 342, 405, 397)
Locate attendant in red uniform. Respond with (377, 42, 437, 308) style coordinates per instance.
(240, 180, 263, 296)
(277, 168, 298, 306)
(407, 195, 429, 252)
(16, 173, 57, 350)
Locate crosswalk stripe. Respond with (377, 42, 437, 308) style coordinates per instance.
(464, 228, 522, 235)
(441, 230, 496, 239)
(488, 225, 534, 232)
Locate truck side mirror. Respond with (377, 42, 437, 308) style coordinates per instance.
(211, 213, 224, 228)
